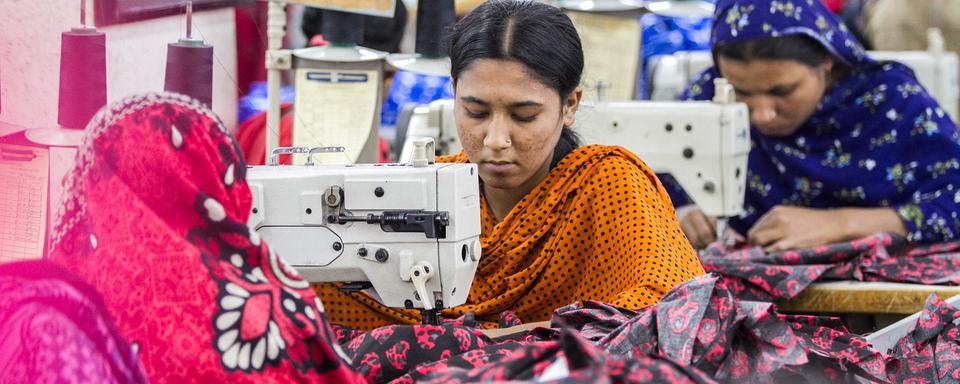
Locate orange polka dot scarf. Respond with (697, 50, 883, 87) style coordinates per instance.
(316, 144, 705, 329)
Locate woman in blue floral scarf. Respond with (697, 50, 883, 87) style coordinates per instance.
(672, 0, 960, 251)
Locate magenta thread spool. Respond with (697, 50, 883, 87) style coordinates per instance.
(164, 39, 214, 107)
(58, 27, 107, 129)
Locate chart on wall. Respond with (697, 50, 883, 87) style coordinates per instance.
(287, 0, 395, 17)
(95, 0, 253, 25)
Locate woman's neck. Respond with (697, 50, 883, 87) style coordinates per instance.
(483, 159, 552, 222)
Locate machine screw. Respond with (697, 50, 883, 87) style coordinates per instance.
(332, 242, 343, 251)
(252, 207, 259, 214)
(404, 299, 414, 308)
(665, 123, 674, 132)
(358, 247, 368, 257)
(374, 187, 385, 197)
(375, 249, 389, 262)
(325, 186, 342, 207)
(683, 147, 694, 159)
(703, 181, 716, 193)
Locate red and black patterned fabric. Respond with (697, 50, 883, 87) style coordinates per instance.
(345, 324, 490, 383)
(334, 311, 528, 383)
(700, 233, 960, 302)
(398, 328, 714, 384)
(551, 274, 887, 383)
(886, 294, 960, 383)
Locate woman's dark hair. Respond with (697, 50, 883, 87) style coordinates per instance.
(713, 34, 832, 68)
(447, 0, 583, 168)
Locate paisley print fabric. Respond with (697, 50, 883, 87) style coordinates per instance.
(46, 92, 365, 383)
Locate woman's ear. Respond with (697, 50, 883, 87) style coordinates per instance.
(820, 55, 835, 78)
(563, 87, 583, 127)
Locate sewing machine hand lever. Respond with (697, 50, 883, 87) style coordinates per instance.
(410, 262, 442, 324)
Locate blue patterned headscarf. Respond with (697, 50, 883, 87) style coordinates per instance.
(711, 0, 868, 66)
(670, 0, 960, 244)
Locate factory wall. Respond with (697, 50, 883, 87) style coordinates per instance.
(0, 0, 239, 134)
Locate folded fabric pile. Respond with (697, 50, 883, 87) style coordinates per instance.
(337, 274, 895, 383)
(700, 233, 960, 301)
(554, 274, 887, 383)
(885, 295, 960, 383)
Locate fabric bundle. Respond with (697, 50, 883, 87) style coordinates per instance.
(701, 233, 960, 302)
(885, 295, 960, 383)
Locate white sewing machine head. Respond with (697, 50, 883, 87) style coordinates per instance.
(246, 140, 482, 319)
(576, 79, 750, 219)
(394, 99, 460, 163)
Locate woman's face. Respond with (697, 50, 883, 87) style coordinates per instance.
(454, 59, 580, 190)
(717, 56, 833, 137)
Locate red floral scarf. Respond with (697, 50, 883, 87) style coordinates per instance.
(47, 92, 365, 383)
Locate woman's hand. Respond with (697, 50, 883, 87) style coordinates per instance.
(678, 206, 744, 249)
(679, 206, 717, 249)
(747, 205, 908, 252)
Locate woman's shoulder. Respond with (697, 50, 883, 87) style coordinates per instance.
(437, 152, 469, 163)
(859, 61, 928, 93)
(566, 144, 658, 185)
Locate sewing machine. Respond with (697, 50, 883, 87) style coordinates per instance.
(394, 99, 459, 162)
(647, 29, 959, 119)
(576, 79, 750, 231)
(395, 79, 750, 234)
(245, 140, 482, 324)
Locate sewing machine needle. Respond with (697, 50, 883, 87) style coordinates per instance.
(715, 218, 732, 246)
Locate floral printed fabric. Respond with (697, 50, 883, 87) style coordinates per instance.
(886, 294, 960, 383)
(552, 275, 887, 383)
(336, 234, 960, 383)
(700, 233, 960, 302)
(335, 274, 893, 383)
(669, 0, 960, 244)
(344, 324, 716, 384)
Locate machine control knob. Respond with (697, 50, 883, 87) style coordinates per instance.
(411, 138, 436, 168)
(375, 248, 389, 262)
(470, 239, 482, 262)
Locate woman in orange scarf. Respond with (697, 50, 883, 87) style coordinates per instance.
(316, 0, 704, 329)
